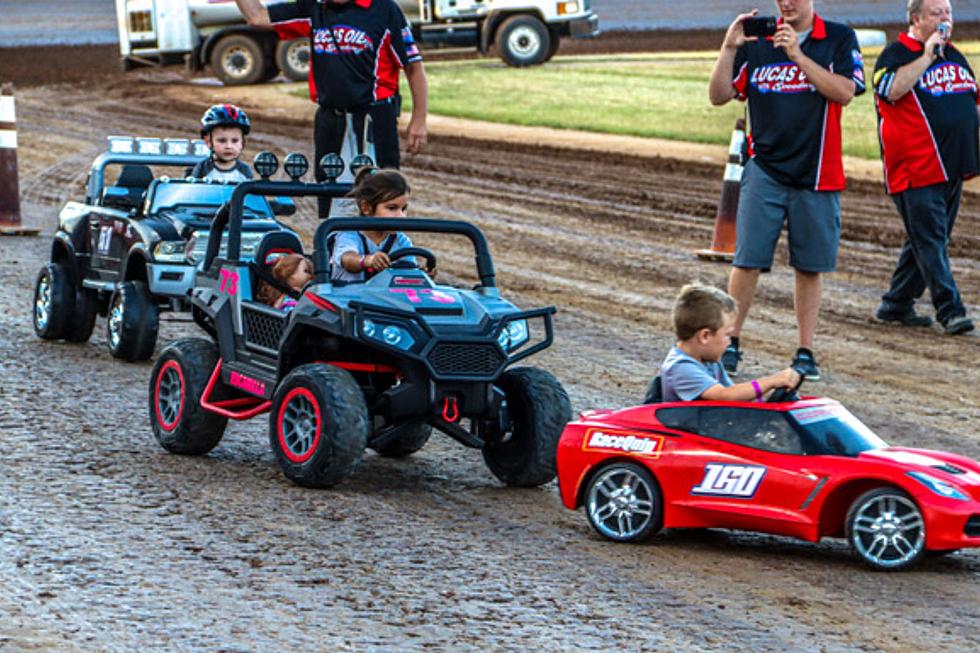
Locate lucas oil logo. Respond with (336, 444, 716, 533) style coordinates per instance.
(750, 63, 814, 94)
(584, 429, 663, 457)
(314, 25, 374, 55)
(691, 463, 766, 498)
(919, 62, 977, 96)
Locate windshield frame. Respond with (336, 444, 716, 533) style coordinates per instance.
(788, 402, 888, 456)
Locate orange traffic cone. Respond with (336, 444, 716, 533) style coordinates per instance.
(0, 84, 37, 236)
(696, 117, 745, 262)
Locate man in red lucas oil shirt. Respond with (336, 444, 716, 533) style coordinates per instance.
(708, 0, 865, 382)
(873, 0, 977, 335)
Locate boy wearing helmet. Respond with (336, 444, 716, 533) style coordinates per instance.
(191, 104, 254, 183)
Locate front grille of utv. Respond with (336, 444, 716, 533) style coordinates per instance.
(965, 515, 980, 538)
(243, 308, 286, 351)
(427, 342, 505, 377)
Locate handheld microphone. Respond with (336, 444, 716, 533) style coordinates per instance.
(935, 21, 951, 58)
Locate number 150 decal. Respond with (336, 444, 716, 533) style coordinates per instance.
(691, 463, 766, 498)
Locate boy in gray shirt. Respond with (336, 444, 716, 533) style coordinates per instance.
(661, 284, 799, 402)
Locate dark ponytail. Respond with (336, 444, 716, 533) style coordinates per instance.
(351, 167, 411, 216)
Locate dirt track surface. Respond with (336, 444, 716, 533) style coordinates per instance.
(1, 63, 979, 651)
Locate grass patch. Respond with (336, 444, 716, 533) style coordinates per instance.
(289, 43, 980, 160)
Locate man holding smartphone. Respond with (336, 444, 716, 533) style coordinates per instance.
(872, 0, 976, 335)
(707, 0, 865, 381)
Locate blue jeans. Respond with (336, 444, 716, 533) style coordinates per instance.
(880, 180, 965, 324)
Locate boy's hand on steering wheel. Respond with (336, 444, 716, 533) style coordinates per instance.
(364, 252, 390, 271)
(776, 367, 802, 389)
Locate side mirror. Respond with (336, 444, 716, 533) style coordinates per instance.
(269, 197, 296, 217)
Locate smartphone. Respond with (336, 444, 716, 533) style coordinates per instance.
(742, 16, 778, 38)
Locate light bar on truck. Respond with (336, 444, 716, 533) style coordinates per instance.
(136, 137, 163, 155)
(107, 136, 135, 154)
(164, 138, 191, 156)
(192, 139, 210, 157)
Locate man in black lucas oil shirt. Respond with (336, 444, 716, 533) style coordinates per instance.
(872, 0, 976, 335)
(708, 0, 865, 381)
(235, 0, 428, 215)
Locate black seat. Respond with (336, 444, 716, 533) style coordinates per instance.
(643, 376, 663, 404)
(249, 231, 305, 301)
(102, 164, 154, 211)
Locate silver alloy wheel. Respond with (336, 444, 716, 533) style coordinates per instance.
(108, 292, 124, 349)
(157, 367, 183, 427)
(35, 274, 51, 329)
(285, 40, 309, 74)
(281, 394, 318, 459)
(222, 46, 255, 79)
(587, 465, 655, 540)
(507, 26, 542, 58)
(851, 493, 925, 568)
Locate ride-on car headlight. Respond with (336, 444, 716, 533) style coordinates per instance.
(907, 471, 969, 501)
(191, 139, 210, 157)
(283, 152, 309, 180)
(108, 135, 135, 154)
(253, 151, 279, 179)
(349, 154, 374, 177)
(154, 240, 189, 263)
(164, 138, 190, 156)
(498, 319, 529, 352)
(319, 153, 345, 182)
(137, 137, 163, 155)
(360, 318, 415, 351)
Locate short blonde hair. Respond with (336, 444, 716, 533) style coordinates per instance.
(672, 283, 736, 340)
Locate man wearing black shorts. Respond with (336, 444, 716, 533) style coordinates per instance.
(235, 0, 428, 216)
(708, 0, 865, 380)
(872, 0, 976, 335)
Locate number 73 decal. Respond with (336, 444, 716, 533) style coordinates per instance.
(691, 463, 766, 498)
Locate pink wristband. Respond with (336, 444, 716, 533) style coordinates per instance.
(751, 379, 763, 401)
(359, 255, 366, 271)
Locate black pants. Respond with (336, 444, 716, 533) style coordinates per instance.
(880, 179, 966, 324)
(314, 100, 401, 217)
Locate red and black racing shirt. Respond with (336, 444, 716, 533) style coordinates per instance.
(873, 33, 980, 195)
(732, 15, 866, 191)
(268, 0, 422, 110)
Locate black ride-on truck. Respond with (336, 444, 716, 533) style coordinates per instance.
(148, 154, 572, 489)
(32, 137, 298, 361)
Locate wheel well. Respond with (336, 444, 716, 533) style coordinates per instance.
(201, 28, 277, 67)
(817, 479, 904, 538)
(123, 252, 148, 284)
(575, 457, 659, 509)
(278, 326, 401, 381)
(483, 11, 547, 52)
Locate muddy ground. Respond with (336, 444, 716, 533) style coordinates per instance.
(0, 45, 978, 652)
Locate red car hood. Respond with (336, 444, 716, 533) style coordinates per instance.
(859, 447, 980, 495)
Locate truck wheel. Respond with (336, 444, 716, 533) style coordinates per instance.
(371, 422, 432, 458)
(33, 263, 73, 340)
(846, 487, 926, 571)
(543, 31, 561, 62)
(211, 34, 269, 85)
(270, 365, 369, 488)
(585, 462, 663, 543)
(276, 37, 310, 81)
(495, 14, 551, 67)
(107, 281, 159, 361)
(483, 367, 571, 487)
(150, 338, 228, 455)
(64, 288, 98, 343)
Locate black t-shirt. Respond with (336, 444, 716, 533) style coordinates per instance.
(731, 16, 865, 191)
(873, 32, 980, 194)
(268, 0, 422, 110)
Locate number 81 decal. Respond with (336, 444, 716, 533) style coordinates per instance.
(691, 463, 766, 498)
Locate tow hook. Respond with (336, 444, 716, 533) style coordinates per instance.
(442, 395, 460, 423)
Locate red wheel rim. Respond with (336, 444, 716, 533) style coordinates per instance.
(277, 386, 321, 463)
(155, 359, 185, 432)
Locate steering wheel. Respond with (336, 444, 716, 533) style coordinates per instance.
(388, 247, 437, 271)
(766, 365, 807, 403)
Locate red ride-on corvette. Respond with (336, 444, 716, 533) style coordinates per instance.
(556, 377, 980, 570)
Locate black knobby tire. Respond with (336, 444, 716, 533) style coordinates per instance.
(64, 288, 97, 343)
(212, 34, 269, 85)
(149, 338, 228, 455)
(269, 365, 369, 488)
(543, 31, 561, 62)
(107, 281, 159, 361)
(585, 462, 663, 543)
(276, 37, 310, 81)
(495, 14, 551, 67)
(33, 263, 74, 340)
(483, 367, 571, 487)
(371, 422, 432, 458)
(845, 487, 927, 571)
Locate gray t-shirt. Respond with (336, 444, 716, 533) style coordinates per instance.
(330, 230, 414, 282)
(660, 345, 732, 402)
